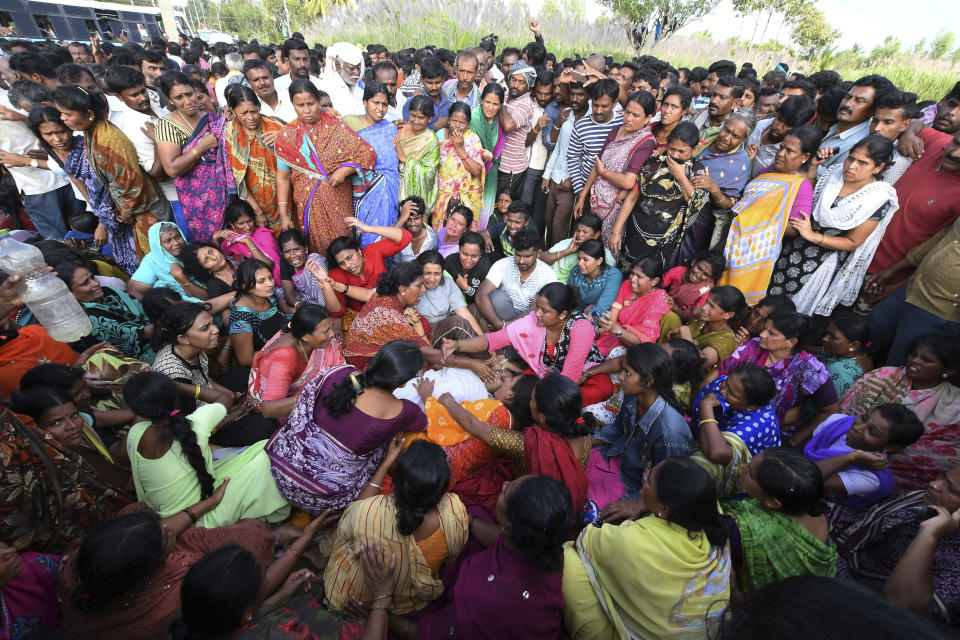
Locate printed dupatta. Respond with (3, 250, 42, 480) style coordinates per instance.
(174, 113, 236, 242)
(225, 115, 285, 230)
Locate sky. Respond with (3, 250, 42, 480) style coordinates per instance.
(569, 0, 960, 51)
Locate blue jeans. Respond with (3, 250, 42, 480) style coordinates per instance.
(867, 285, 960, 366)
(22, 185, 85, 239)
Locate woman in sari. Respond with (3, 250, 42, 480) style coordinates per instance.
(470, 83, 506, 229)
(723, 448, 837, 593)
(609, 122, 711, 270)
(155, 70, 235, 242)
(51, 86, 172, 259)
(719, 310, 838, 442)
(433, 102, 485, 230)
(0, 407, 131, 553)
(841, 334, 960, 491)
(0, 540, 61, 637)
(717, 126, 819, 304)
(594, 258, 670, 356)
(275, 80, 377, 255)
(25, 107, 138, 274)
(58, 262, 157, 364)
(769, 136, 899, 317)
(395, 95, 440, 214)
(265, 341, 427, 515)
(832, 464, 960, 624)
(127, 222, 207, 302)
(248, 303, 344, 419)
(690, 366, 780, 497)
(563, 458, 730, 639)
(444, 282, 612, 406)
(325, 441, 468, 617)
(277, 229, 334, 309)
(223, 85, 285, 231)
(573, 90, 656, 242)
(227, 259, 287, 371)
(682, 110, 756, 260)
(343, 81, 400, 247)
(667, 285, 745, 374)
(818, 313, 872, 400)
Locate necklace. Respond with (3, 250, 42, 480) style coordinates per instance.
(172, 344, 197, 363)
(173, 110, 195, 131)
(295, 338, 310, 362)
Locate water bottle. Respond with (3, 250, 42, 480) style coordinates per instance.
(0, 230, 92, 343)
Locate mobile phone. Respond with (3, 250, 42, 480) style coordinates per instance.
(831, 146, 840, 155)
(121, 28, 129, 37)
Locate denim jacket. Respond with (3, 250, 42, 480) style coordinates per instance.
(595, 395, 692, 500)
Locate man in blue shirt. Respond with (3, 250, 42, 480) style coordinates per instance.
(816, 74, 896, 175)
(401, 56, 450, 130)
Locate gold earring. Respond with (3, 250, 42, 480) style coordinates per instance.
(656, 511, 663, 518)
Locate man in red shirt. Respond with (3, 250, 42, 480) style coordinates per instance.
(861, 127, 960, 305)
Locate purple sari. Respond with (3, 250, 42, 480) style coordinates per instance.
(804, 415, 894, 509)
(62, 139, 138, 274)
(417, 534, 565, 640)
(174, 113, 236, 242)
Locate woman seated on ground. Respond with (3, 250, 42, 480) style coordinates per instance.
(591, 343, 692, 524)
(668, 284, 746, 376)
(277, 229, 334, 309)
(325, 440, 469, 615)
(127, 222, 207, 301)
(663, 338, 706, 413)
(212, 199, 282, 283)
(436, 203, 474, 258)
(151, 301, 277, 447)
(248, 303, 343, 420)
(804, 404, 924, 509)
(405, 373, 538, 516)
(342, 261, 496, 385)
(416, 251, 484, 346)
(594, 258, 670, 357)
(437, 373, 594, 524)
(832, 464, 960, 624)
(690, 366, 780, 497)
(840, 334, 960, 491)
(731, 293, 795, 345)
(179, 241, 239, 318)
(443, 282, 613, 406)
(58, 261, 158, 364)
(563, 458, 731, 639)
(58, 498, 284, 639)
(662, 251, 725, 322)
(326, 220, 411, 329)
(817, 313, 872, 400)
(123, 371, 290, 528)
(224, 259, 288, 389)
(16, 362, 135, 449)
(719, 310, 838, 445)
(364, 475, 572, 640)
(722, 448, 838, 594)
(567, 239, 623, 317)
(11, 386, 132, 490)
(265, 341, 427, 515)
(0, 539, 62, 637)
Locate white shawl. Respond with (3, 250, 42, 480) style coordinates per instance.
(792, 164, 898, 316)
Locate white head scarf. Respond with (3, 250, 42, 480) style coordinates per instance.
(325, 42, 365, 87)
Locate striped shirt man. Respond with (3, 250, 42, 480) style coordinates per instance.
(567, 112, 624, 194)
(499, 92, 535, 175)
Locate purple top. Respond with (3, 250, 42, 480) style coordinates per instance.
(759, 164, 814, 219)
(312, 367, 426, 454)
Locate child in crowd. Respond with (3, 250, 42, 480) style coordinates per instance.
(65, 212, 113, 257)
(213, 199, 283, 283)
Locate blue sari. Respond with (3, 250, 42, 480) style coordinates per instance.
(348, 119, 400, 247)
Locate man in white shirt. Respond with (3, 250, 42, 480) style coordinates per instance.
(0, 91, 79, 238)
(522, 69, 555, 231)
(274, 38, 322, 99)
(244, 59, 296, 123)
(214, 52, 245, 108)
(317, 42, 365, 117)
(475, 228, 557, 330)
(103, 66, 175, 206)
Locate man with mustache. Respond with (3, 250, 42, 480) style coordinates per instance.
(317, 41, 366, 116)
(749, 94, 816, 178)
(274, 38, 320, 101)
(244, 58, 296, 123)
(815, 74, 896, 176)
(689, 75, 745, 144)
(497, 61, 537, 201)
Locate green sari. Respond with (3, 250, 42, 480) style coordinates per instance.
(470, 107, 504, 230)
(398, 129, 440, 215)
(722, 497, 837, 592)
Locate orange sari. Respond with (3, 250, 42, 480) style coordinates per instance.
(225, 115, 285, 231)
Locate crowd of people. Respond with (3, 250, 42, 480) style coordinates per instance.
(1, 20, 960, 639)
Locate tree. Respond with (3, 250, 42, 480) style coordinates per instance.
(596, 0, 722, 53)
(869, 35, 901, 63)
(929, 30, 956, 59)
(789, 3, 840, 60)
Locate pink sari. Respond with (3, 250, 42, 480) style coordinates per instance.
(596, 281, 670, 355)
(589, 126, 654, 241)
(247, 330, 344, 411)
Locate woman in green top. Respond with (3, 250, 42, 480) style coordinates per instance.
(394, 95, 440, 214)
(470, 83, 505, 229)
(670, 285, 745, 378)
(122, 371, 290, 528)
(723, 447, 837, 593)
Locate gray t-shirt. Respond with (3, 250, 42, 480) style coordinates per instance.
(418, 275, 466, 324)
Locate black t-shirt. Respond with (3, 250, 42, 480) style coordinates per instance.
(444, 252, 492, 304)
(206, 276, 235, 298)
(279, 258, 296, 281)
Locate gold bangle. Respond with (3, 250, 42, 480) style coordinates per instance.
(699, 418, 719, 425)
(286, 545, 302, 558)
(194, 385, 201, 401)
(371, 603, 390, 611)
(192, 148, 199, 160)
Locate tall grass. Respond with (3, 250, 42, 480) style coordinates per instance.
(303, 1, 956, 100)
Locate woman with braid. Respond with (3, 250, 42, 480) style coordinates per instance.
(122, 372, 290, 528)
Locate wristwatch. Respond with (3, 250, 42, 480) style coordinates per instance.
(29, 159, 39, 168)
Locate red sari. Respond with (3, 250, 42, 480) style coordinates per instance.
(341, 294, 428, 370)
(524, 426, 589, 514)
